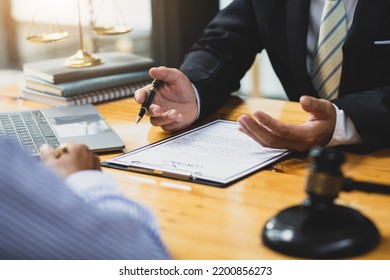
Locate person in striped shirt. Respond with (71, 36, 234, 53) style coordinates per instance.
(0, 138, 170, 260)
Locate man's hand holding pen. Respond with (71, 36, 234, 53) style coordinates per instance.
(134, 66, 199, 131)
(135, 79, 165, 123)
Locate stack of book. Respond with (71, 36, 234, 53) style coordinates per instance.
(21, 52, 154, 106)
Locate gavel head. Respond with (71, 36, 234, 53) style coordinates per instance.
(303, 147, 345, 208)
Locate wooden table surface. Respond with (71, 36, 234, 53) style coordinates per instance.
(1, 84, 389, 260)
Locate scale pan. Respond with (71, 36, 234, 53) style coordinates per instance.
(26, 32, 69, 43)
(93, 25, 133, 35)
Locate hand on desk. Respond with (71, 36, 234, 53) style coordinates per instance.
(39, 143, 101, 178)
(134, 66, 198, 132)
(237, 96, 336, 151)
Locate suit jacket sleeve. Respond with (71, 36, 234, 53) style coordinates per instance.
(333, 89, 390, 152)
(180, 0, 263, 121)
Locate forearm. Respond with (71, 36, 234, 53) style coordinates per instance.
(180, 1, 262, 120)
(66, 171, 169, 259)
(65, 171, 160, 234)
(0, 140, 169, 259)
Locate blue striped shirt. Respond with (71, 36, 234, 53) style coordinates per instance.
(0, 138, 170, 259)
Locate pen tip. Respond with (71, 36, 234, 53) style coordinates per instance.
(135, 116, 141, 124)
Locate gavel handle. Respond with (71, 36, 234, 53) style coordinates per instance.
(342, 178, 390, 195)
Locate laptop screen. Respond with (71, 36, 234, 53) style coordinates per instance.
(49, 114, 112, 138)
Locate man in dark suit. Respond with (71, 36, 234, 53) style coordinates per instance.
(135, 0, 390, 152)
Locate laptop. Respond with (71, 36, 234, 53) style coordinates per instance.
(0, 105, 125, 156)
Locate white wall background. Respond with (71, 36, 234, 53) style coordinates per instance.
(11, 0, 151, 31)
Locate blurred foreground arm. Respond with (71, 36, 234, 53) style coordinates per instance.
(0, 139, 170, 259)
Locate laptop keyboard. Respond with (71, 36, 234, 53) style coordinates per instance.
(0, 110, 60, 155)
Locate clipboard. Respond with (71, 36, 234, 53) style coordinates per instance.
(101, 120, 290, 187)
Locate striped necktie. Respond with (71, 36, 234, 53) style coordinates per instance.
(311, 0, 347, 100)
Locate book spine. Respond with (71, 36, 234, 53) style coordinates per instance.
(71, 82, 149, 105)
(24, 70, 151, 97)
(21, 80, 151, 107)
(23, 52, 154, 84)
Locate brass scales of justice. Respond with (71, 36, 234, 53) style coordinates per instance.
(26, 0, 132, 68)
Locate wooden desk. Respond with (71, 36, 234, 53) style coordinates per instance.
(1, 85, 390, 259)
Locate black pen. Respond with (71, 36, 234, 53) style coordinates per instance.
(135, 79, 164, 124)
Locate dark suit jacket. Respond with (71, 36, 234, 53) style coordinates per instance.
(180, 0, 390, 151)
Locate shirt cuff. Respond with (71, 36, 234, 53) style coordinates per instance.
(191, 82, 201, 120)
(327, 104, 363, 147)
(65, 170, 122, 201)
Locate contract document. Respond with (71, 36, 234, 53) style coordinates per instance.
(102, 120, 290, 187)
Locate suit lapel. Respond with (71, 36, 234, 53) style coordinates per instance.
(285, 0, 315, 97)
(341, 0, 390, 94)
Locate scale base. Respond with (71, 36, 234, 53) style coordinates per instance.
(64, 49, 103, 68)
(262, 204, 380, 259)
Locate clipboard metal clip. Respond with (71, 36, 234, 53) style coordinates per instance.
(128, 161, 195, 181)
(152, 169, 193, 181)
